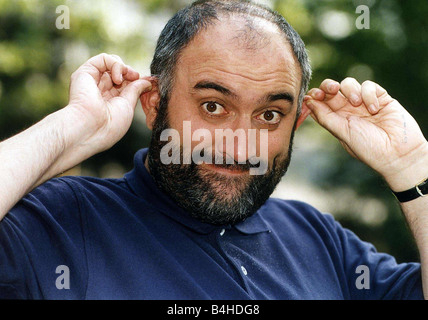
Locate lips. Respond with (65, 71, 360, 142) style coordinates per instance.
(203, 163, 250, 175)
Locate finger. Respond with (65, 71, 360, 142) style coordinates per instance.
(84, 53, 127, 84)
(306, 88, 348, 112)
(306, 88, 325, 100)
(109, 55, 140, 82)
(304, 98, 350, 143)
(110, 56, 137, 83)
(123, 65, 140, 81)
(98, 72, 113, 92)
(361, 80, 380, 114)
(111, 61, 127, 85)
(110, 54, 124, 64)
(318, 79, 347, 109)
(319, 79, 340, 96)
(340, 77, 362, 106)
(119, 79, 153, 108)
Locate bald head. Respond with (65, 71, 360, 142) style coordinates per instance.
(150, 0, 311, 113)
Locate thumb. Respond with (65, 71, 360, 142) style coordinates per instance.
(120, 79, 153, 107)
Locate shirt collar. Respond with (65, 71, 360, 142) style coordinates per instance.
(124, 148, 270, 235)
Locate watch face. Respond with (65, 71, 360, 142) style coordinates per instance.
(418, 179, 428, 195)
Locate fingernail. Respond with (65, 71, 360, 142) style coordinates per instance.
(315, 90, 323, 99)
(305, 100, 313, 109)
(368, 104, 377, 113)
(143, 81, 153, 92)
(350, 93, 360, 105)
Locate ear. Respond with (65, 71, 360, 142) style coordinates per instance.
(294, 102, 311, 131)
(139, 80, 160, 130)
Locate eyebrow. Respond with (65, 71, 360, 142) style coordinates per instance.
(264, 92, 294, 105)
(193, 81, 238, 99)
(193, 80, 294, 105)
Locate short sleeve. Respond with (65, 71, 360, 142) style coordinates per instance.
(321, 213, 423, 300)
(0, 178, 88, 299)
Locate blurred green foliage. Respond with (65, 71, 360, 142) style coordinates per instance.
(0, 0, 427, 263)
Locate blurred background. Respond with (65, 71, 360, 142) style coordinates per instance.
(0, 0, 427, 263)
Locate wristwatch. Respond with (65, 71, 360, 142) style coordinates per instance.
(392, 177, 428, 202)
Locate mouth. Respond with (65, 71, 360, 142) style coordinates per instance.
(202, 163, 250, 175)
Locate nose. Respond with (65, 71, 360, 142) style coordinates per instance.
(215, 117, 253, 164)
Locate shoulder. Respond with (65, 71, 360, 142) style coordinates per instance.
(258, 197, 344, 248)
(15, 175, 123, 209)
(260, 197, 336, 228)
(29, 175, 133, 206)
(1, 177, 93, 299)
(51, 175, 128, 194)
(6, 175, 131, 229)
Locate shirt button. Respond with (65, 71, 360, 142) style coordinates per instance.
(220, 229, 225, 236)
(241, 266, 248, 276)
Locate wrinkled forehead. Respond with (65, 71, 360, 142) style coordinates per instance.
(175, 14, 301, 96)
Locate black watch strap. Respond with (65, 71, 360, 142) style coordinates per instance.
(392, 177, 428, 202)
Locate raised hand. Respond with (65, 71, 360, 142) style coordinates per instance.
(67, 53, 153, 153)
(0, 54, 154, 218)
(303, 78, 428, 190)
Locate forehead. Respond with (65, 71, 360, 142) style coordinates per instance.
(175, 15, 301, 96)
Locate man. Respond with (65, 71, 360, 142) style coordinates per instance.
(0, 0, 427, 299)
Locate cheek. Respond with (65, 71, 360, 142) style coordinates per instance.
(267, 131, 293, 162)
(165, 98, 202, 135)
(267, 112, 299, 158)
(164, 104, 211, 150)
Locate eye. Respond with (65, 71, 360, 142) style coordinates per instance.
(256, 110, 282, 124)
(201, 101, 226, 115)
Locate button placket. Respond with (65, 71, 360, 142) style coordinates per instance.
(215, 227, 253, 295)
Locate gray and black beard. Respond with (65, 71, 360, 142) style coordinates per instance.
(147, 97, 295, 225)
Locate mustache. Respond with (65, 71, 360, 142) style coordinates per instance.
(194, 148, 266, 171)
(208, 161, 253, 172)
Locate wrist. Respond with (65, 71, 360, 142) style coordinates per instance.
(41, 106, 102, 173)
(383, 142, 428, 192)
(58, 104, 106, 152)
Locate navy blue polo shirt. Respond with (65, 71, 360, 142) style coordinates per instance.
(0, 148, 423, 299)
